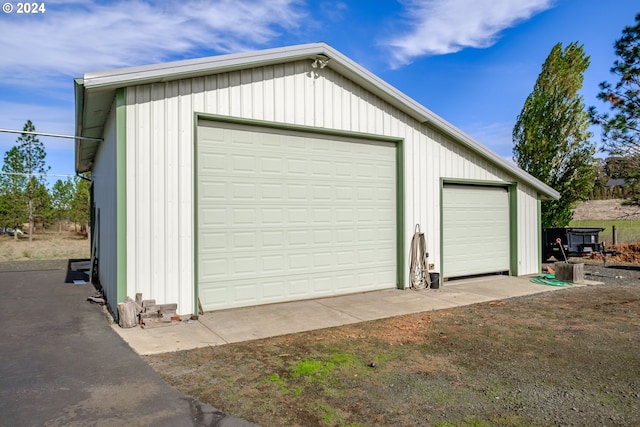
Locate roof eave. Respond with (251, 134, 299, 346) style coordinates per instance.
(319, 46, 560, 200)
(74, 78, 89, 173)
(82, 43, 331, 89)
(75, 42, 560, 199)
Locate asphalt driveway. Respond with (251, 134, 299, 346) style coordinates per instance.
(0, 261, 255, 427)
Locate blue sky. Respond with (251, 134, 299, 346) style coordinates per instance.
(0, 0, 637, 186)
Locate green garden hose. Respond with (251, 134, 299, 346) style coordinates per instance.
(530, 274, 574, 287)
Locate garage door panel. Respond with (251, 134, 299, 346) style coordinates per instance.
(261, 183, 284, 199)
(262, 279, 284, 298)
(200, 258, 228, 280)
(443, 185, 510, 278)
(336, 250, 356, 265)
(261, 156, 284, 173)
(312, 229, 332, 245)
(287, 158, 308, 175)
(201, 226, 394, 253)
(285, 230, 307, 246)
(197, 122, 397, 311)
(231, 182, 257, 199)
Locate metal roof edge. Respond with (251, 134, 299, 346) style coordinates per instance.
(82, 43, 329, 89)
(316, 45, 561, 200)
(76, 42, 560, 199)
(74, 78, 88, 173)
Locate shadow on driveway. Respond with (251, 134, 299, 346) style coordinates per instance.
(0, 261, 256, 427)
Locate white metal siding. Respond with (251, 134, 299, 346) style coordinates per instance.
(126, 82, 193, 314)
(92, 103, 119, 316)
(517, 185, 540, 275)
(124, 60, 542, 315)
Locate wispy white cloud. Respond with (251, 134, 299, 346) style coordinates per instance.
(0, 0, 305, 85)
(0, 100, 75, 150)
(463, 120, 516, 159)
(385, 0, 554, 67)
(319, 1, 349, 23)
(0, 0, 306, 178)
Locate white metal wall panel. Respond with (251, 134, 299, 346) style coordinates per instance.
(442, 185, 510, 277)
(197, 121, 397, 310)
(517, 185, 540, 275)
(92, 104, 119, 316)
(124, 59, 542, 314)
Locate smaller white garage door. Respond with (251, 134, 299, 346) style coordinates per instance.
(442, 184, 510, 278)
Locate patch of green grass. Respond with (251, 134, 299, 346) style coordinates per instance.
(314, 402, 361, 427)
(291, 385, 304, 397)
(291, 359, 335, 380)
(289, 352, 358, 382)
(429, 389, 457, 406)
(264, 372, 303, 396)
(265, 352, 363, 403)
(569, 219, 640, 244)
(329, 352, 356, 365)
(316, 403, 336, 425)
(374, 353, 394, 362)
(265, 372, 286, 390)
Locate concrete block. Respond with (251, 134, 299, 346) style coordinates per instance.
(554, 262, 584, 283)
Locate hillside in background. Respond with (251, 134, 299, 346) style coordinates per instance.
(572, 199, 640, 221)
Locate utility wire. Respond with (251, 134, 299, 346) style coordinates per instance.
(0, 128, 103, 142)
(0, 172, 76, 178)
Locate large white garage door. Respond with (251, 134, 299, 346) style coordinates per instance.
(442, 184, 510, 278)
(197, 120, 397, 311)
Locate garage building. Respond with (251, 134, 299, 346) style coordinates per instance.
(74, 43, 559, 317)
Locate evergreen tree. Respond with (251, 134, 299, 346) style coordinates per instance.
(31, 179, 52, 231)
(0, 121, 51, 241)
(589, 13, 640, 205)
(0, 146, 29, 239)
(513, 42, 597, 227)
(70, 177, 90, 235)
(18, 120, 50, 241)
(51, 178, 75, 231)
(591, 159, 608, 200)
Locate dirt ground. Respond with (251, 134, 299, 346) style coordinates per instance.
(605, 243, 640, 264)
(146, 263, 640, 427)
(0, 232, 89, 262)
(139, 200, 640, 427)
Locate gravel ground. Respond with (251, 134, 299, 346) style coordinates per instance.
(147, 260, 640, 427)
(0, 259, 69, 272)
(3, 254, 637, 426)
(572, 260, 640, 286)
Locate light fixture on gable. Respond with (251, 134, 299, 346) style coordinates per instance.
(311, 56, 329, 69)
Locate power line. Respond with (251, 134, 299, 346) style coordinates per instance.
(0, 172, 76, 178)
(0, 128, 103, 142)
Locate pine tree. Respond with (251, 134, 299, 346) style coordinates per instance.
(0, 120, 50, 241)
(589, 13, 640, 206)
(0, 147, 29, 239)
(18, 120, 50, 241)
(513, 42, 597, 227)
(51, 178, 75, 232)
(70, 177, 90, 236)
